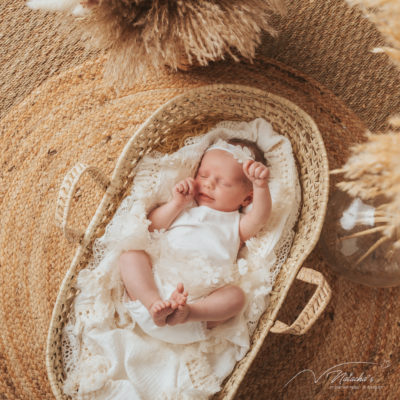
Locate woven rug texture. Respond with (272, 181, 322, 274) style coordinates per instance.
(1, 1, 400, 400)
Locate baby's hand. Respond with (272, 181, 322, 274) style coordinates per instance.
(173, 177, 196, 205)
(243, 160, 270, 188)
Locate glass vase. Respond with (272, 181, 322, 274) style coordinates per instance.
(320, 189, 400, 287)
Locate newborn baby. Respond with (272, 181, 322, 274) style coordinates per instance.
(119, 139, 271, 334)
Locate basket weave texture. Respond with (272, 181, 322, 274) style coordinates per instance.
(47, 84, 330, 400)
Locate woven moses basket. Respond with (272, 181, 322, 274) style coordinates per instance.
(47, 84, 331, 399)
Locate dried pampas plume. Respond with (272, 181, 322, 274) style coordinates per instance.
(347, 0, 400, 66)
(331, 119, 400, 263)
(28, 0, 285, 86)
(338, 0, 400, 264)
(89, 0, 285, 85)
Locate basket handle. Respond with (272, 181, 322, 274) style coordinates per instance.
(270, 267, 332, 335)
(55, 162, 110, 243)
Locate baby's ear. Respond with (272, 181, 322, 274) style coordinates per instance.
(241, 192, 253, 207)
(241, 197, 253, 214)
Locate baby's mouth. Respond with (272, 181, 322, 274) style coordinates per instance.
(198, 192, 214, 201)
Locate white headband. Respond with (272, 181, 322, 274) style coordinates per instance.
(206, 139, 255, 164)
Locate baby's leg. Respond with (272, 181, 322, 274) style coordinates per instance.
(119, 250, 177, 326)
(167, 284, 245, 327)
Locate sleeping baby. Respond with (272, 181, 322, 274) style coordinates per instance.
(119, 138, 272, 341)
(61, 119, 301, 399)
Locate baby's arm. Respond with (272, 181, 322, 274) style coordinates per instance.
(239, 160, 272, 242)
(148, 178, 196, 232)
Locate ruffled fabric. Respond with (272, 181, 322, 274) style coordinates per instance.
(62, 118, 301, 399)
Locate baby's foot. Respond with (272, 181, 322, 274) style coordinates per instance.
(167, 283, 190, 326)
(170, 282, 188, 307)
(149, 300, 175, 327)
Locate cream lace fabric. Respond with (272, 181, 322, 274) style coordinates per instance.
(62, 118, 301, 399)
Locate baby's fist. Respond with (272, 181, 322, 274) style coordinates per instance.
(243, 160, 270, 188)
(173, 177, 196, 205)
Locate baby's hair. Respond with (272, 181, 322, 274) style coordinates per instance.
(227, 138, 267, 165)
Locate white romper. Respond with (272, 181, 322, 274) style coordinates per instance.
(124, 205, 241, 344)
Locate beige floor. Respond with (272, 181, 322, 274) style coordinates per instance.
(1, 1, 399, 399)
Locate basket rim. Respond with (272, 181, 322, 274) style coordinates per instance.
(46, 83, 330, 400)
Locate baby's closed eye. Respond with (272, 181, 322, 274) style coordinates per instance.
(216, 177, 233, 187)
(221, 182, 232, 187)
(197, 171, 208, 178)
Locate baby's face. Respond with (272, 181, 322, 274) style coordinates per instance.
(194, 149, 252, 212)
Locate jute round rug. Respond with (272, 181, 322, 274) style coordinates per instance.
(1, 1, 400, 400)
(2, 54, 397, 400)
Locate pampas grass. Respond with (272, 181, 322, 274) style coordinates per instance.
(88, 0, 285, 85)
(28, 0, 285, 86)
(331, 119, 400, 262)
(335, 0, 400, 263)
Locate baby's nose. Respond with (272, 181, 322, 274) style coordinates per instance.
(204, 178, 215, 189)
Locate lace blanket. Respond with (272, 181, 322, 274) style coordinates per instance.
(62, 118, 301, 399)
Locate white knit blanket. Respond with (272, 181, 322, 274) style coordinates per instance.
(62, 118, 301, 399)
